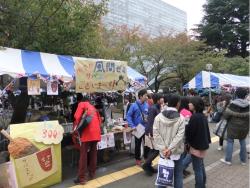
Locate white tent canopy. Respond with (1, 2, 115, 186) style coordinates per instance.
(183, 71, 250, 89)
(0, 47, 146, 85)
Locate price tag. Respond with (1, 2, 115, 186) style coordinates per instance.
(34, 121, 64, 144)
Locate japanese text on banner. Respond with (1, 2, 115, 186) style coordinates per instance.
(75, 58, 128, 92)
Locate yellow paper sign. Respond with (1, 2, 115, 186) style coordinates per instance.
(14, 147, 57, 187)
(75, 58, 128, 92)
(34, 121, 64, 145)
(27, 79, 40, 95)
(10, 121, 62, 188)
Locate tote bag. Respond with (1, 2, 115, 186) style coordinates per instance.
(155, 157, 175, 187)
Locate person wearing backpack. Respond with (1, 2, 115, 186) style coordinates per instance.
(73, 96, 101, 185)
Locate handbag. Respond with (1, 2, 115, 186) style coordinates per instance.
(155, 157, 175, 187)
(213, 119, 228, 139)
(73, 109, 95, 146)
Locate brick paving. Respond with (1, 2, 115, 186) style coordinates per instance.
(184, 156, 249, 188)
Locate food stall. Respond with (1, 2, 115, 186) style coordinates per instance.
(0, 47, 147, 187)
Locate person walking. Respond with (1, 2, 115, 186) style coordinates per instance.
(220, 88, 249, 165)
(216, 94, 231, 151)
(142, 93, 163, 175)
(153, 94, 185, 188)
(126, 89, 149, 166)
(185, 96, 211, 188)
(73, 96, 102, 185)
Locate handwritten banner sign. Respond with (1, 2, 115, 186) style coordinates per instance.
(75, 58, 128, 92)
(14, 147, 57, 187)
(34, 121, 64, 144)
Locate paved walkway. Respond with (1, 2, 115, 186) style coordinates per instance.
(184, 157, 249, 188)
(70, 150, 249, 188)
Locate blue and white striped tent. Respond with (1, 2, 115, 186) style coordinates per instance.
(183, 71, 250, 89)
(0, 47, 146, 83)
(0, 47, 74, 81)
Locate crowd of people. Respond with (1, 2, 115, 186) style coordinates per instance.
(0, 84, 248, 187)
(125, 88, 249, 188)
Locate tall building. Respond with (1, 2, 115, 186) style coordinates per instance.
(102, 0, 187, 37)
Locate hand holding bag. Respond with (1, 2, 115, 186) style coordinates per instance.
(155, 157, 175, 187)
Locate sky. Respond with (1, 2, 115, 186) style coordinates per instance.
(163, 0, 207, 30)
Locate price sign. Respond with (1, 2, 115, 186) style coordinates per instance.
(34, 121, 64, 144)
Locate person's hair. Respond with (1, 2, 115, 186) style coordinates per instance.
(124, 95, 131, 103)
(147, 93, 152, 99)
(179, 96, 190, 112)
(167, 94, 180, 108)
(76, 93, 83, 102)
(152, 93, 162, 104)
(82, 95, 90, 102)
(138, 89, 147, 98)
(189, 96, 204, 113)
(221, 94, 232, 106)
(163, 94, 170, 104)
(235, 88, 248, 99)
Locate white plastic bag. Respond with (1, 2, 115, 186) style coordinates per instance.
(155, 157, 175, 187)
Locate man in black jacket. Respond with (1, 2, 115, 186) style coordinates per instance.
(142, 93, 163, 176)
(221, 88, 249, 165)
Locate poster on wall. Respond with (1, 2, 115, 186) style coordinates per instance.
(75, 58, 128, 92)
(47, 81, 58, 95)
(27, 79, 40, 95)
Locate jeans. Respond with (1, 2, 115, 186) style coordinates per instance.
(225, 138, 246, 163)
(183, 153, 192, 170)
(191, 155, 206, 188)
(157, 154, 184, 188)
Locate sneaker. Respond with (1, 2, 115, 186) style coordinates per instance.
(217, 146, 223, 151)
(220, 158, 232, 165)
(241, 162, 247, 166)
(136, 160, 141, 166)
(73, 178, 86, 185)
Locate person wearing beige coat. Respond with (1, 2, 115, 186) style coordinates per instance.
(153, 94, 185, 188)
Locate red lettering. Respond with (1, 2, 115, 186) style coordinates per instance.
(42, 129, 47, 138)
(48, 130, 52, 138)
(53, 130, 58, 139)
